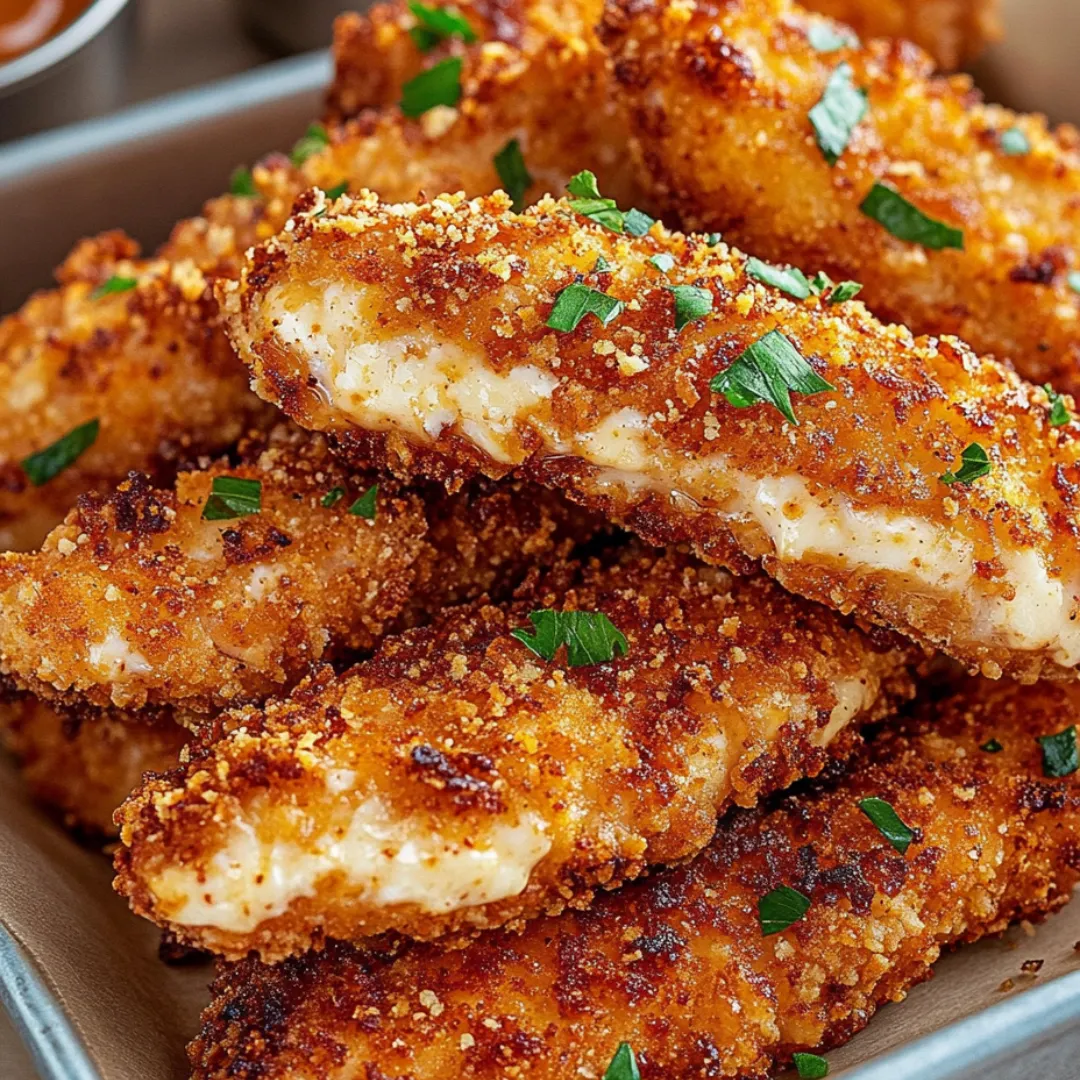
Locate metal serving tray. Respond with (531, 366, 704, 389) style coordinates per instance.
(2, 28, 1080, 1080)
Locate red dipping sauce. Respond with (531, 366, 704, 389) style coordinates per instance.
(0, 0, 91, 62)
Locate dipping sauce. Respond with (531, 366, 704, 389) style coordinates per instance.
(0, 0, 90, 61)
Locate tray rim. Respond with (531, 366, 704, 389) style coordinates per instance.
(1, 41, 1079, 1080)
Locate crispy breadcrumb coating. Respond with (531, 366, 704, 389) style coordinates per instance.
(600, 0, 1080, 394)
(0, 424, 592, 723)
(804, 0, 1000, 70)
(115, 544, 916, 960)
(222, 190, 1080, 681)
(0, 697, 186, 837)
(0, 233, 268, 551)
(188, 676, 1080, 1079)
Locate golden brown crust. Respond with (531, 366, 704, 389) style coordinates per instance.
(188, 676, 1080, 1079)
(0, 424, 594, 721)
(600, 0, 1080, 393)
(802, 0, 1000, 70)
(115, 544, 917, 959)
(0, 234, 269, 552)
(222, 190, 1080, 681)
(0, 695, 187, 838)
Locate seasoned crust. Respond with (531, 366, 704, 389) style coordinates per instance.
(115, 544, 917, 959)
(0, 234, 269, 551)
(0, 423, 595, 721)
(0, 695, 187, 838)
(221, 189, 1080, 680)
(805, 0, 1000, 70)
(599, 0, 1080, 394)
(188, 676, 1080, 1079)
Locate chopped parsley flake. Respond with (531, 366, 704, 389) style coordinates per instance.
(825, 279, 862, 303)
(348, 485, 379, 520)
(547, 282, 625, 332)
(704, 232, 722, 246)
(407, 0, 476, 51)
(324, 181, 349, 200)
(793, 1052, 830, 1079)
(668, 284, 713, 331)
(649, 253, 676, 274)
(1045, 384, 1070, 427)
(860, 182, 964, 250)
(623, 207, 656, 236)
(1038, 726, 1079, 778)
(290, 123, 329, 165)
(980, 738, 1003, 753)
(807, 23, 857, 51)
(940, 442, 991, 485)
(1068, 271, 1080, 294)
(858, 797, 915, 854)
(711, 329, 834, 425)
(400, 57, 463, 117)
(321, 487, 345, 508)
(746, 256, 811, 299)
(808, 270, 833, 294)
(1000, 127, 1030, 156)
(593, 255, 614, 273)
(809, 62, 867, 166)
(21, 419, 99, 487)
(229, 166, 257, 196)
(202, 476, 262, 521)
(511, 610, 628, 666)
(602, 1043, 640, 1080)
(758, 884, 811, 936)
(92, 275, 137, 299)
(494, 138, 533, 212)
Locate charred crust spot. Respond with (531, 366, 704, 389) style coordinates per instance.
(408, 744, 504, 812)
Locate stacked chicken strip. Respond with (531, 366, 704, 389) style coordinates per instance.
(12, 0, 1080, 1075)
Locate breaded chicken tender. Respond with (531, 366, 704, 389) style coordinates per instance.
(0, 423, 591, 723)
(0, 233, 267, 551)
(804, 0, 1000, 70)
(115, 544, 916, 959)
(188, 676, 1080, 1080)
(0, 698, 186, 836)
(222, 190, 1080, 681)
(599, 0, 1080, 394)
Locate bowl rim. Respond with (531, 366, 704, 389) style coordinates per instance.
(0, 0, 132, 96)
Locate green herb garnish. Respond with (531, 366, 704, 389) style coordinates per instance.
(1000, 127, 1030, 156)
(758, 885, 811, 936)
(649, 253, 676, 275)
(21, 419, 99, 487)
(807, 23, 856, 52)
(704, 232, 722, 246)
(408, 0, 476, 51)
(229, 166, 257, 197)
(321, 487, 345, 508)
(940, 443, 991, 486)
(290, 123, 329, 165)
(860, 182, 963, 250)
(980, 738, 1003, 753)
(348, 485, 378, 521)
(793, 1052, 830, 1079)
(547, 282, 625, 332)
(566, 170, 625, 232)
(667, 285, 713, 331)
(400, 57, 463, 117)
(623, 207, 656, 236)
(202, 476, 262, 521)
(1038, 726, 1079, 778)
(92, 275, 137, 299)
(1068, 271, 1080, 295)
(511, 610, 628, 666)
(602, 1042, 640, 1080)
(494, 138, 532, 212)
(858, 797, 915, 855)
(746, 256, 811, 299)
(1045, 384, 1070, 427)
(711, 329, 834, 425)
(593, 255, 614, 273)
(324, 181, 349, 200)
(825, 279, 862, 303)
(809, 62, 867, 166)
